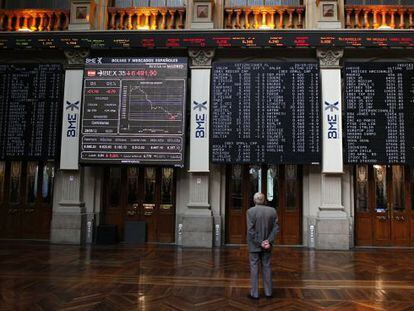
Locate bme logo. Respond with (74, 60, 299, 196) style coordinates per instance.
(66, 101, 79, 137)
(325, 101, 339, 139)
(66, 100, 79, 111)
(324, 101, 339, 112)
(193, 101, 207, 138)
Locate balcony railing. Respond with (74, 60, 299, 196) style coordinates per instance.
(224, 6, 305, 29)
(107, 7, 186, 30)
(346, 0, 414, 5)
(0, 9, 69, 31)
(345, 5, 414, 29)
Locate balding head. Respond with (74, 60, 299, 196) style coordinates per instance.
(253, 192, 265, 205)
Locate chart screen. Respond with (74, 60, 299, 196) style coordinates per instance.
(80, 57, 187, 166)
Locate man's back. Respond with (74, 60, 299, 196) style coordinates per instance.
(246, 205, 278, 252)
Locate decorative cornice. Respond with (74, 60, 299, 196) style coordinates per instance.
(64, 49, 90, 68)
(188, 48, 215, 68)
(317, 49, 343, 69)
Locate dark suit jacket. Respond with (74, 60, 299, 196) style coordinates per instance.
(246, 204, 279, 252)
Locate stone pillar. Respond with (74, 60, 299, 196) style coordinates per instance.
(50, 50, 89, 245)
(181, 49, 215, 248)
(315, 49, 350, 250)
(95, 0, 109, 30)
(82, 166, 103, 244)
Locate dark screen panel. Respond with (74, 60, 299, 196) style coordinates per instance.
(80, 57, 187, 166)
(0, 65, 7, 160)
(0, 63, 63, 160)
(211, 62, 320, 164)
(344, 62, 414, 164)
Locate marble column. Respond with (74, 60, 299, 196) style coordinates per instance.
(181, 49, 215, 247)
(50, 50, 89, 245)
(315, 49, 350, 250)
(95, 0, 109, 30)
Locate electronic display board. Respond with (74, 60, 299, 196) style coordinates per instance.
(344, 62, 414, 164)
(0, 63, 63, 160)
(80, 57, 187, 166)
(1, 30, 414, 50)
(211, 62, 320, 164)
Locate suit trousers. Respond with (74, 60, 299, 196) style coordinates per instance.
(249, 251, 272, 298)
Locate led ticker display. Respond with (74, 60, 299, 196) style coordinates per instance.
(80, 57, 187, 166)
(1, 30, 414, 50)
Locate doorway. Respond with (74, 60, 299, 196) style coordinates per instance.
(103, 166, 176, 243)
(355, 165, 414, 246)
(226, 164, 302, 245)
(0, 161, 55, 239)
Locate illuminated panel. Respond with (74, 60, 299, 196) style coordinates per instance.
(1, 30, 414, 49)
(80, 57, 188, 166)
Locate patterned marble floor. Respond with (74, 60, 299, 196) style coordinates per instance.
(0, 242, 414, 310)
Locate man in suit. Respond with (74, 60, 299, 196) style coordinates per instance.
(246, 192, 279, 299)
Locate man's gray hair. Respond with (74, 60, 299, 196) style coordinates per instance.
(253, 192, 265, 205)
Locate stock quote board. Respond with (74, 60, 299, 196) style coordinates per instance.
(3, 30, 414, 49)
(80, 57, 187, 166)
(0, 64, 63, 160)
(211, 62, 321, 164)
(344, 62, 414, 164)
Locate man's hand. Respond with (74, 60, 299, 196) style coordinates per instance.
(261, 240, 270, 250)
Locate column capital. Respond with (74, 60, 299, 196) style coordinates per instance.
(188, 48, 215, 68)
(64, 49, 90, 69)
(316, 49, 344, 69)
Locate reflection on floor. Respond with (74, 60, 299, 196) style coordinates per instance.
(0, 242, 414, 310)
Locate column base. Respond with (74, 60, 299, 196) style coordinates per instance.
(182, 209, 213, 248)
(318, 205, 346, 218)
(315, 217, 350, 250)
(182, 170, 212, 247)
(50, 200, 87, 245)
(50, 212, 86, 245)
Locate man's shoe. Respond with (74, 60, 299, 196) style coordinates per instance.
(248, 294, 259, 300)
(265, 295, 273, 299)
